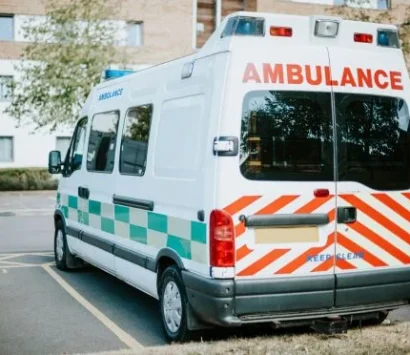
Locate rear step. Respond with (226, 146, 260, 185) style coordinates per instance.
(311, 316, 348, 335)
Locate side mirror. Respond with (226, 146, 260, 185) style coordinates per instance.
(48, 150, 62, 174)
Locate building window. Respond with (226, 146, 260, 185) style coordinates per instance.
(120, 104, 153, 176)
(56, 136, 72, 161)
(0, 76, 13, 101)
(0, 16, 14, 41)
(0, 137, 13, 162)
(87, 111, 119, 173)
(126, 22, 143, 46)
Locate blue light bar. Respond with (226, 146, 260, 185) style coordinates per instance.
(377, 29, 400, 48)
(104, 69, 135, 80)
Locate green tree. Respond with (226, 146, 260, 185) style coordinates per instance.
(327, 0, 410, 68)
(6, 0, 130, 131)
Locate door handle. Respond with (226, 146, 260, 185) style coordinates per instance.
(337, 207, 357, 224)
(78, 186, 90, 200)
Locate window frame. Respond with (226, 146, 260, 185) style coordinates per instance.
(119, 104, 153, 177)
(0, 75, 13, 101)
(86, 110, 120, 174)
(62, 117, 88, 177)
(0, 15, 14, 42)
(0, 136, 14, 162)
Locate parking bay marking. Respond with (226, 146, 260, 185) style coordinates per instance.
(42, 263, 143, 351)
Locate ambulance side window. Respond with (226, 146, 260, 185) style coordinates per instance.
(120, 104, 153, 176)
(63, 117, 88, 177)
(239, 91, 334, 181)
(86, 111, 120, 173)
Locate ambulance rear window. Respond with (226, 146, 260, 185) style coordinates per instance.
(336, 94, 410, 190)
(240, 91, 334, 181)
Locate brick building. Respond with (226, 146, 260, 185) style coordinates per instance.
(0, 0, 405, 168)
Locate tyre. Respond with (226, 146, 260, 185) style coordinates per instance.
(54, 220, 69, 270)
(159, 265, 191, 343)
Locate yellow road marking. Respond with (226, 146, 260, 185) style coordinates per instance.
(42, 263, 143, 351)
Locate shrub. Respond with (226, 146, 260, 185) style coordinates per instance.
(0, 168, 58, 191)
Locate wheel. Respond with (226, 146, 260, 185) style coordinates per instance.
(159, 265, 191, 343)
(54, 221, 69, 270)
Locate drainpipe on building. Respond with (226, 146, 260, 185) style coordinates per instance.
(216, 0, 222, 28)
(193, 0, 198, 50)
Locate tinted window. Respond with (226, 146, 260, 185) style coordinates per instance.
(240, 91, 333, 181)
(87, 111, 119, 173)
(120, 105, 152, 176)
(64, 117, 87, 176)
(336, 94, 410, 190)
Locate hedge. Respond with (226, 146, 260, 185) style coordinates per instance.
(0, 168, 58, 191)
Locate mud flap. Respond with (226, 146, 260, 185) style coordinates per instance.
(186, 302, 213, 331)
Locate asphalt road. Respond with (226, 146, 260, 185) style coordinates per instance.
(0, 191, 409, 355)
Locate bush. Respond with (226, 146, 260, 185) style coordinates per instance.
(0, 168, 58, 191)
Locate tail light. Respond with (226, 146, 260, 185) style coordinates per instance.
(210, 209, 235, 267)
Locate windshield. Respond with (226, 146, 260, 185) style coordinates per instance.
(240, 91, 410, 190)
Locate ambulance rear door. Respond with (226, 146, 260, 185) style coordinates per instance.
(216, 44, 338, 314)
(327, 41, 410, 307)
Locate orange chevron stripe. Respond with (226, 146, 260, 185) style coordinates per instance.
(238, 249, 290, 276)
(337, 232, 387, 267)
(342, 194, 410, 245)
(403, 193, 410, 201)
(256, 195, 299, 215)
(275, 233, 335, 274)
(234, 195, 299, 239)
(312, 256, 334, 272)
(373, 193, 410, 223)
(236, 244, 253, 262)
(223, 196, 261, 216)
(328, 209, 336, 223)
(235, 222, 245, 238)
(295, 195, 333, 214)
(336, 258, 356, 270)
(349, 221, 410, 264)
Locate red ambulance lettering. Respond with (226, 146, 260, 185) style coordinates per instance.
(242, 63, 404, 91)
(340, 68, 357, 87)
(243, 63, 261, 83)
(287, 64, 303, 84)
(390, 71, 404, 90)
(263, 63, 284, 84)
(305, 65, 322, 86)
(324, 66, 339, 86)
(357, 69, 373, 88)
(374, 70, 389, 89)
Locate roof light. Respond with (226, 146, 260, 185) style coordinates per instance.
(270, 26, 293, 37)
(354, 33, 373, 43)
(104, 69, 134, 80)
(221, 16, 265, 38)
(377, 29, 400, 48)
(314, 20, 339, 38)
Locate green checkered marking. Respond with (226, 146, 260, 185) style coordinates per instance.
(58, 193, 208, 263)
(130, 224, 147, 244)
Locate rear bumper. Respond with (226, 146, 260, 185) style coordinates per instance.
(182, 268, 410, 327)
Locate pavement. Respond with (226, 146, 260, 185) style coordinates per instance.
(0, 191, 409, 355)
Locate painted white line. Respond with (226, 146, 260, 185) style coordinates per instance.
(0, 264, 40, 269)
(0, 260, 36, 267)
(0, 254, 24, 261)
(42, 264, 143, 351)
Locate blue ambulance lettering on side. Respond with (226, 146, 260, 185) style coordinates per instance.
(98, 88, 123, 101)
(306, 252, 364, 262)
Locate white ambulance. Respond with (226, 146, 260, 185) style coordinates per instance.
(48, 11, 410, 342)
